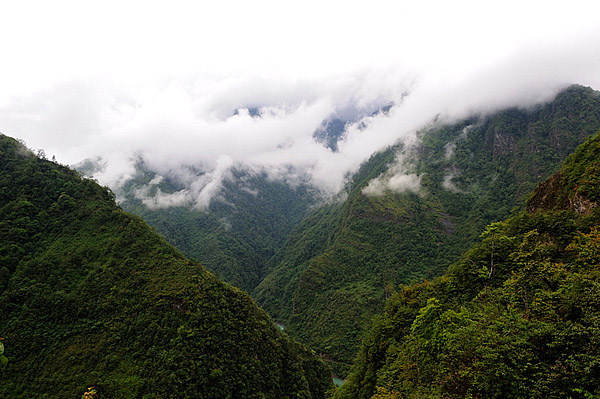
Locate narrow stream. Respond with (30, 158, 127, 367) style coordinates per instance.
(332, 377, 345, 387)
(275, 322, 344, 387)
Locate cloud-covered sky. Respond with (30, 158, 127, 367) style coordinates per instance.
(1, 0, 599, 207)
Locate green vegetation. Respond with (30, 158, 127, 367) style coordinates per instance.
(334, 129, 600, 398)
(254, 203, 344, 322)
(0, 134, 332, 398)
(117, 166, 315, 294)
(257, 85, 600, 375)
(97, 85, 600, 379)
(0, 338, 7, 369)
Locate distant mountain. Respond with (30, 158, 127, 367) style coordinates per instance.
(103, 85, 600, 377)
(116, 165, 316, 294)
(0, 134, 331, 398)
(100, 102, 392, 297)
(313, 103, 394, 151)
(110, 104, 397, 295)
(313, 117, 347, 151)
(334, 127, 600, 399)
(255, 85, 600, 375)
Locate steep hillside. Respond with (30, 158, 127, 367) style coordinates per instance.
(334, 130, 600, 398)
(255, 85, 600, 375)
(116, 167, 315, 293)
(0, 134, 332, 398)
(107, 104, 393, 295)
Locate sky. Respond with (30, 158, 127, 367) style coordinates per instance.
(1, 0, 599, 207)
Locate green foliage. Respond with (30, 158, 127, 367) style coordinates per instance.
(335, 128, 600, 399)
(370, 386, 403, 399)
(527, 127, 600, 213)
(0, 339, 7, 369)
(577, 162, 600, 202)
(261, 85, 600, 376)
(0, 134, 332, 398)
(78, 85, 600, 381)
(117, 165, 316, 294)
(254, 204, 344, 322)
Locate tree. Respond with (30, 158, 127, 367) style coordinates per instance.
(81, 387, 99, 399)
(0, 338, 7, 369)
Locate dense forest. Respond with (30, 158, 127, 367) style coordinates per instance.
(2, 84, 600, 399)
(256, 85, 600, 374)
(115, 168, 315, 294)
(0, 134, 332, 398)
(335, 129, 600, 398)
(62, 84, 600, 390)
(106, 85, 600, 377)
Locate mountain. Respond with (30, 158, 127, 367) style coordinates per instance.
(101, 85, 600, 377)
(0, 134, 332, 398)
(109, 104, 396, 295)
(254, 85, 600, 375)
(117, 166, 316, 294)
(334, 128, 600, 398)
(313, 103, 394, 152)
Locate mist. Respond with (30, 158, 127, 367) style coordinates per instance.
(1, 2, 599, 208)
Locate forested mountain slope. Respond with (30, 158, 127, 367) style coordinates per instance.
(98, 85, 600, 378)
(255, 85, 600, 375)
(0, 135, 332, 398)
(116, 168, 315, 293)
(334, 128, 600, 399)
(96, 107, 395, 296)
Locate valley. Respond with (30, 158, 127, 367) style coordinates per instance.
(113, 85, 600, 376)
(2, 3, 600, 398)
(0, 135, 332, 398)
(3, 85, 600, 398)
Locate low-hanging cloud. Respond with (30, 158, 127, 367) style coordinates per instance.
(441, 171, 463, 194)
(135, 155, 234, 209)
(1, 34, 599, 209)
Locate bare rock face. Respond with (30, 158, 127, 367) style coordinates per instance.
(526, 170, 597, 216)
(492, 130, 515, 157)
(571, 192, 596, 214)
(526, 172, 567, 213)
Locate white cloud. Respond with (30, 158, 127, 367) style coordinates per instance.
(364, 173, 422, 196)
(135, 155, 234, 210)
(442, 172, 463, 194)
(444, 125, 472, 160)
(1, 1, 599, 207)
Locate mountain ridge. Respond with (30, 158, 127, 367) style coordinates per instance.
(76, 84, 600, 377)
(257, 84, 600, 374)
(334, 127, 600, 398)
(0, 134, 332, 398)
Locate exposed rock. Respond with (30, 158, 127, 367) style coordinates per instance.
(571, 192, 597, 214)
